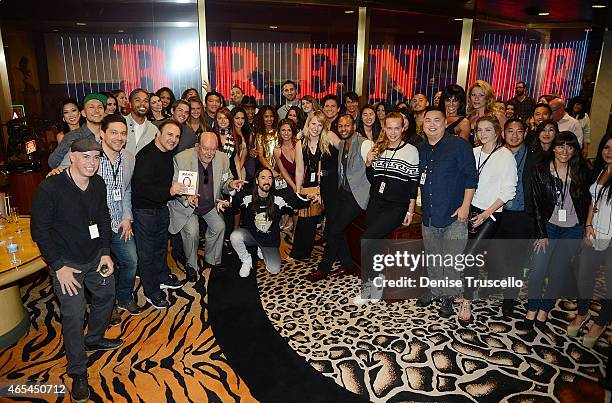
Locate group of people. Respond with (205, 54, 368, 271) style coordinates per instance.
(30, 78, 610, 402)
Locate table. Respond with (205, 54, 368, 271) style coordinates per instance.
(0, 217, 47, 349)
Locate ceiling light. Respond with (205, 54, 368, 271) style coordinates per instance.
(76, 22, 87, 26)
(585, 28, 593, 31)
(118, 29, 124, 33)
(52, 29, 59, 32)
(417, 30, 425, 34)
(345, 10, 355, 14)
(269, 25, 278, 29)
(176, 21, 191, 27)
(454, 18, 463, 21)
(592, 3, 607, 8)
(538, 12, 550, 16)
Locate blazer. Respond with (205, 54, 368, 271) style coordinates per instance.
(168, 148, 233, 234)
(337, 134, 370, 210)
(125, 114, 159, 156)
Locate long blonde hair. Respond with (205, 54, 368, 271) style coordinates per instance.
(303, 110, 333, 156)
(466, 80, 497, 116)
(372, 112, 405, 157)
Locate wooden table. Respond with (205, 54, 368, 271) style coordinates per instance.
(0, 217, 47, 348)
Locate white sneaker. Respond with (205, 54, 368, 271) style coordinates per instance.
(353, 277, 384, 305)
(239, 259, 253, 278)
(257, 247, 264, 260)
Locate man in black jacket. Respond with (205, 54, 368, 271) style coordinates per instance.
(494, 118, 539, 315)
(132, 119, 188, 309)
(31, 138, 122, 403)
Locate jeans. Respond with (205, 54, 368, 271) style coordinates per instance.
(111, 228, 138, 304)
(230, 228, 281, 274)
(50, 254, 115, 376)
(576, 245, 612, 326)
(134, 207, 171, 299)
(527, 222, 584, 312)
(422, 220, 468, 297)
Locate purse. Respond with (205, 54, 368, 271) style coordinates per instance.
(298, 186, 323, 217)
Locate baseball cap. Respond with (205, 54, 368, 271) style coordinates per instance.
(82, 93, 108, 107)
(71, 138, 103, 153)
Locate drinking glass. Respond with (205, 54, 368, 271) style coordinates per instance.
(6, 236, 21, 267)
(99, 264, 112, 286)
(468, 211, 479, 234)
(11, 207, 22, 234)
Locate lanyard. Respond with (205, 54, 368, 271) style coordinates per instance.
(477, 145, 501, 175)
(382, 142, 403, 178)
(103, 152, 122, 188)
(552, 161, 570, 207)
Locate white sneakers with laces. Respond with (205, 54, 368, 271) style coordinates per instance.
(239, 259, 253, 278)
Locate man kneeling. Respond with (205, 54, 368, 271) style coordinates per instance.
(218, 167, 318, 277)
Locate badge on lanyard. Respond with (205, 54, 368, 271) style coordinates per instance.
(379, 182, 386, 194)
(420, 172, 427, 185)
(310, 172, 316, 182)
(112, 188, 122, 201)
(89, 224, 100, 239)
(558, 209, 567, 222)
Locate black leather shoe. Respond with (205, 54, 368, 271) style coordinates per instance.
(186, 265, 197, 282)
(416, 290, 435, 307)
(71, 375, 90, 403)
(438, 298, 455, 318)
(85, 337, 123, 352)
(109, 307, 121, 327)
(516, 318, 535, 331)
(146, 293, 171, 309)
(117, 299, 145, 316)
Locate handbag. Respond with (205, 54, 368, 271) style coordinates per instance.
(298, 187, 323, 217)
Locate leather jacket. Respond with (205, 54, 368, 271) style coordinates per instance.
(530, 161, 591, 239)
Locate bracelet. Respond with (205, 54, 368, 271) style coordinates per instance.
(585, 224, 593, 228)
(406, 212, 414, 216)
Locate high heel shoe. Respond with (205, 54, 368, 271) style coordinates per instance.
(583, 324, 606, 348)
(567, 314, 590, 337)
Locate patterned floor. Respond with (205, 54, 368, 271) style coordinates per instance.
(259, 241, 612, 403)
(0, 265, 257, 403)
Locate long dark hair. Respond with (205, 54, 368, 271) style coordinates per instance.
(59, 98, 84, 134)
(254, 105, 279, 134)
(232, 106, 253, 148)
(531, 119, 559, 154)
(593, 131, 612, 203)
(356, 105, 382, 140)
(287, 105, 306, 130)
(548, 130, 589, 199)
(252, 167, 276, 220)
(156, 87, 176, 116)
(567, 96, 588, 120)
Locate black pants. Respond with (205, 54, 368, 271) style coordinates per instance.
(319, 189, 364, 273)
(361, 198, 408, 280)
(291, 216, 318, 260)
(464, 205, 500, 299)
(492, 210, 533, 299)
(134, 207, 172, 299)
(50, 255, 115, 376)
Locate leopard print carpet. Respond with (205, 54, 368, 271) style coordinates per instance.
(257, 238, 610, 402)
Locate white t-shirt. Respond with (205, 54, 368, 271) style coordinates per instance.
(472, 146, 518, 212)
(590, 180, 612, 250)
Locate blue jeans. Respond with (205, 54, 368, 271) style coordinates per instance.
(527, 222, 584, 312)
(111, 228, 138, 304)
(134, 207, 171, 299)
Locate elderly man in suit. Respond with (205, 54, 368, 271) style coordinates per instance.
(125, 88, 160, 155)
(169, 132, 245, 281)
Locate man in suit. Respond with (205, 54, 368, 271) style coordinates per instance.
(169, 132, 245, 281)
(125, 89, 160, 156)
(306, 114, 370, 282)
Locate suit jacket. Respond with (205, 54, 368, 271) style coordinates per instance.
(337, 134, 370, 210)
(125, 114, 159, 156)
(168, 148, 233, 234)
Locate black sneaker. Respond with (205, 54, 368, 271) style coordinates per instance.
(71, 375, 89, 403)
(85, 337, 123, 352)
(416, 290, 435, 307)
(117, 299, 145, 316)
(438, 297, 455, 318)
(160, 276, 185, 290)
(501, 299, 515, 317)
(146, 293, 170, 309)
